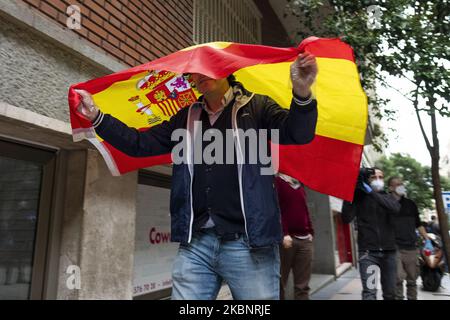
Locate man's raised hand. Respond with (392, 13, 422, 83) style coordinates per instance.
(290, 52, 318, 99)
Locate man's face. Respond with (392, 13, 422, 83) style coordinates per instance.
(389, 178, 403, 193)
(369, 169, 384, 183)
(190, 73, 228, 94)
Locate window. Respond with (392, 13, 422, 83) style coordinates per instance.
(133, 170, 174, 300)
(0, 139, 56, 299)
(193, 0, 262, 44)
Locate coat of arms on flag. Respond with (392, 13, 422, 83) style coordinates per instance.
(127, 70, 197, 125)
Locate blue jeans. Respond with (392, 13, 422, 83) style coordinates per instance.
(171, 228, 280, 300)
(358, 250, 397, 300)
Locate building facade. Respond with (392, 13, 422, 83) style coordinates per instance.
(0, 0, 371, 300)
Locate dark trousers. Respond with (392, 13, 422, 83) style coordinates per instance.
(280, 238, 314, 300)
(395, 249, 419, 300)
(358, 250, 397, 300)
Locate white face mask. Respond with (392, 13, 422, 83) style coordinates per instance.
(395, 185, 407, 196)
(370, 179, 384, 192)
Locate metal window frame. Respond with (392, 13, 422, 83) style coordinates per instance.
(0, 138, 57, 300)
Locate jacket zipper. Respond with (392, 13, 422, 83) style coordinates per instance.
(232, 92, 255, 247)
(186, 94, 255, 244)
(186, 103, 202, 243)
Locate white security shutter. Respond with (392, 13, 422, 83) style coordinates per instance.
(193, 0, 262, 44)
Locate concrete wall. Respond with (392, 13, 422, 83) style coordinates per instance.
(79, 150, 137, 299)
(306, 188, 337, 275)
(0, 17, 107, 123)
(57, 150, 138, 300)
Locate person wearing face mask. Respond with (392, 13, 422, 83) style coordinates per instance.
(388, 177, 430, 300)
(342, 167, 401, 300)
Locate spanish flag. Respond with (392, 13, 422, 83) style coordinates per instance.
(68, 37, 367, 201)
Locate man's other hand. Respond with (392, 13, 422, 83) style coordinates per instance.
(362, 182, 373, 194)
(283, 235, 293, 249)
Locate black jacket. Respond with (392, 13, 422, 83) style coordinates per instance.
(94, 83, 318, 247)
(393, 196, 422, 250)
(342, 190, 401, 251)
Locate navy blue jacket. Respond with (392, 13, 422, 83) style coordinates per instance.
(94, 83, 318, 247)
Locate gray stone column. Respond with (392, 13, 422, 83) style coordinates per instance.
(306, 189, 337, 275)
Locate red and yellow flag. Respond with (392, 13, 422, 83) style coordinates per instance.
(68, 37, 367, 201)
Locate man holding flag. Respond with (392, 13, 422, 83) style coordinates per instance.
(75, 51, 318, 300)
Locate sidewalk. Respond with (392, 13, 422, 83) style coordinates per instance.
(216, 273, 336, 300)
(311, 267, 450, 300)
